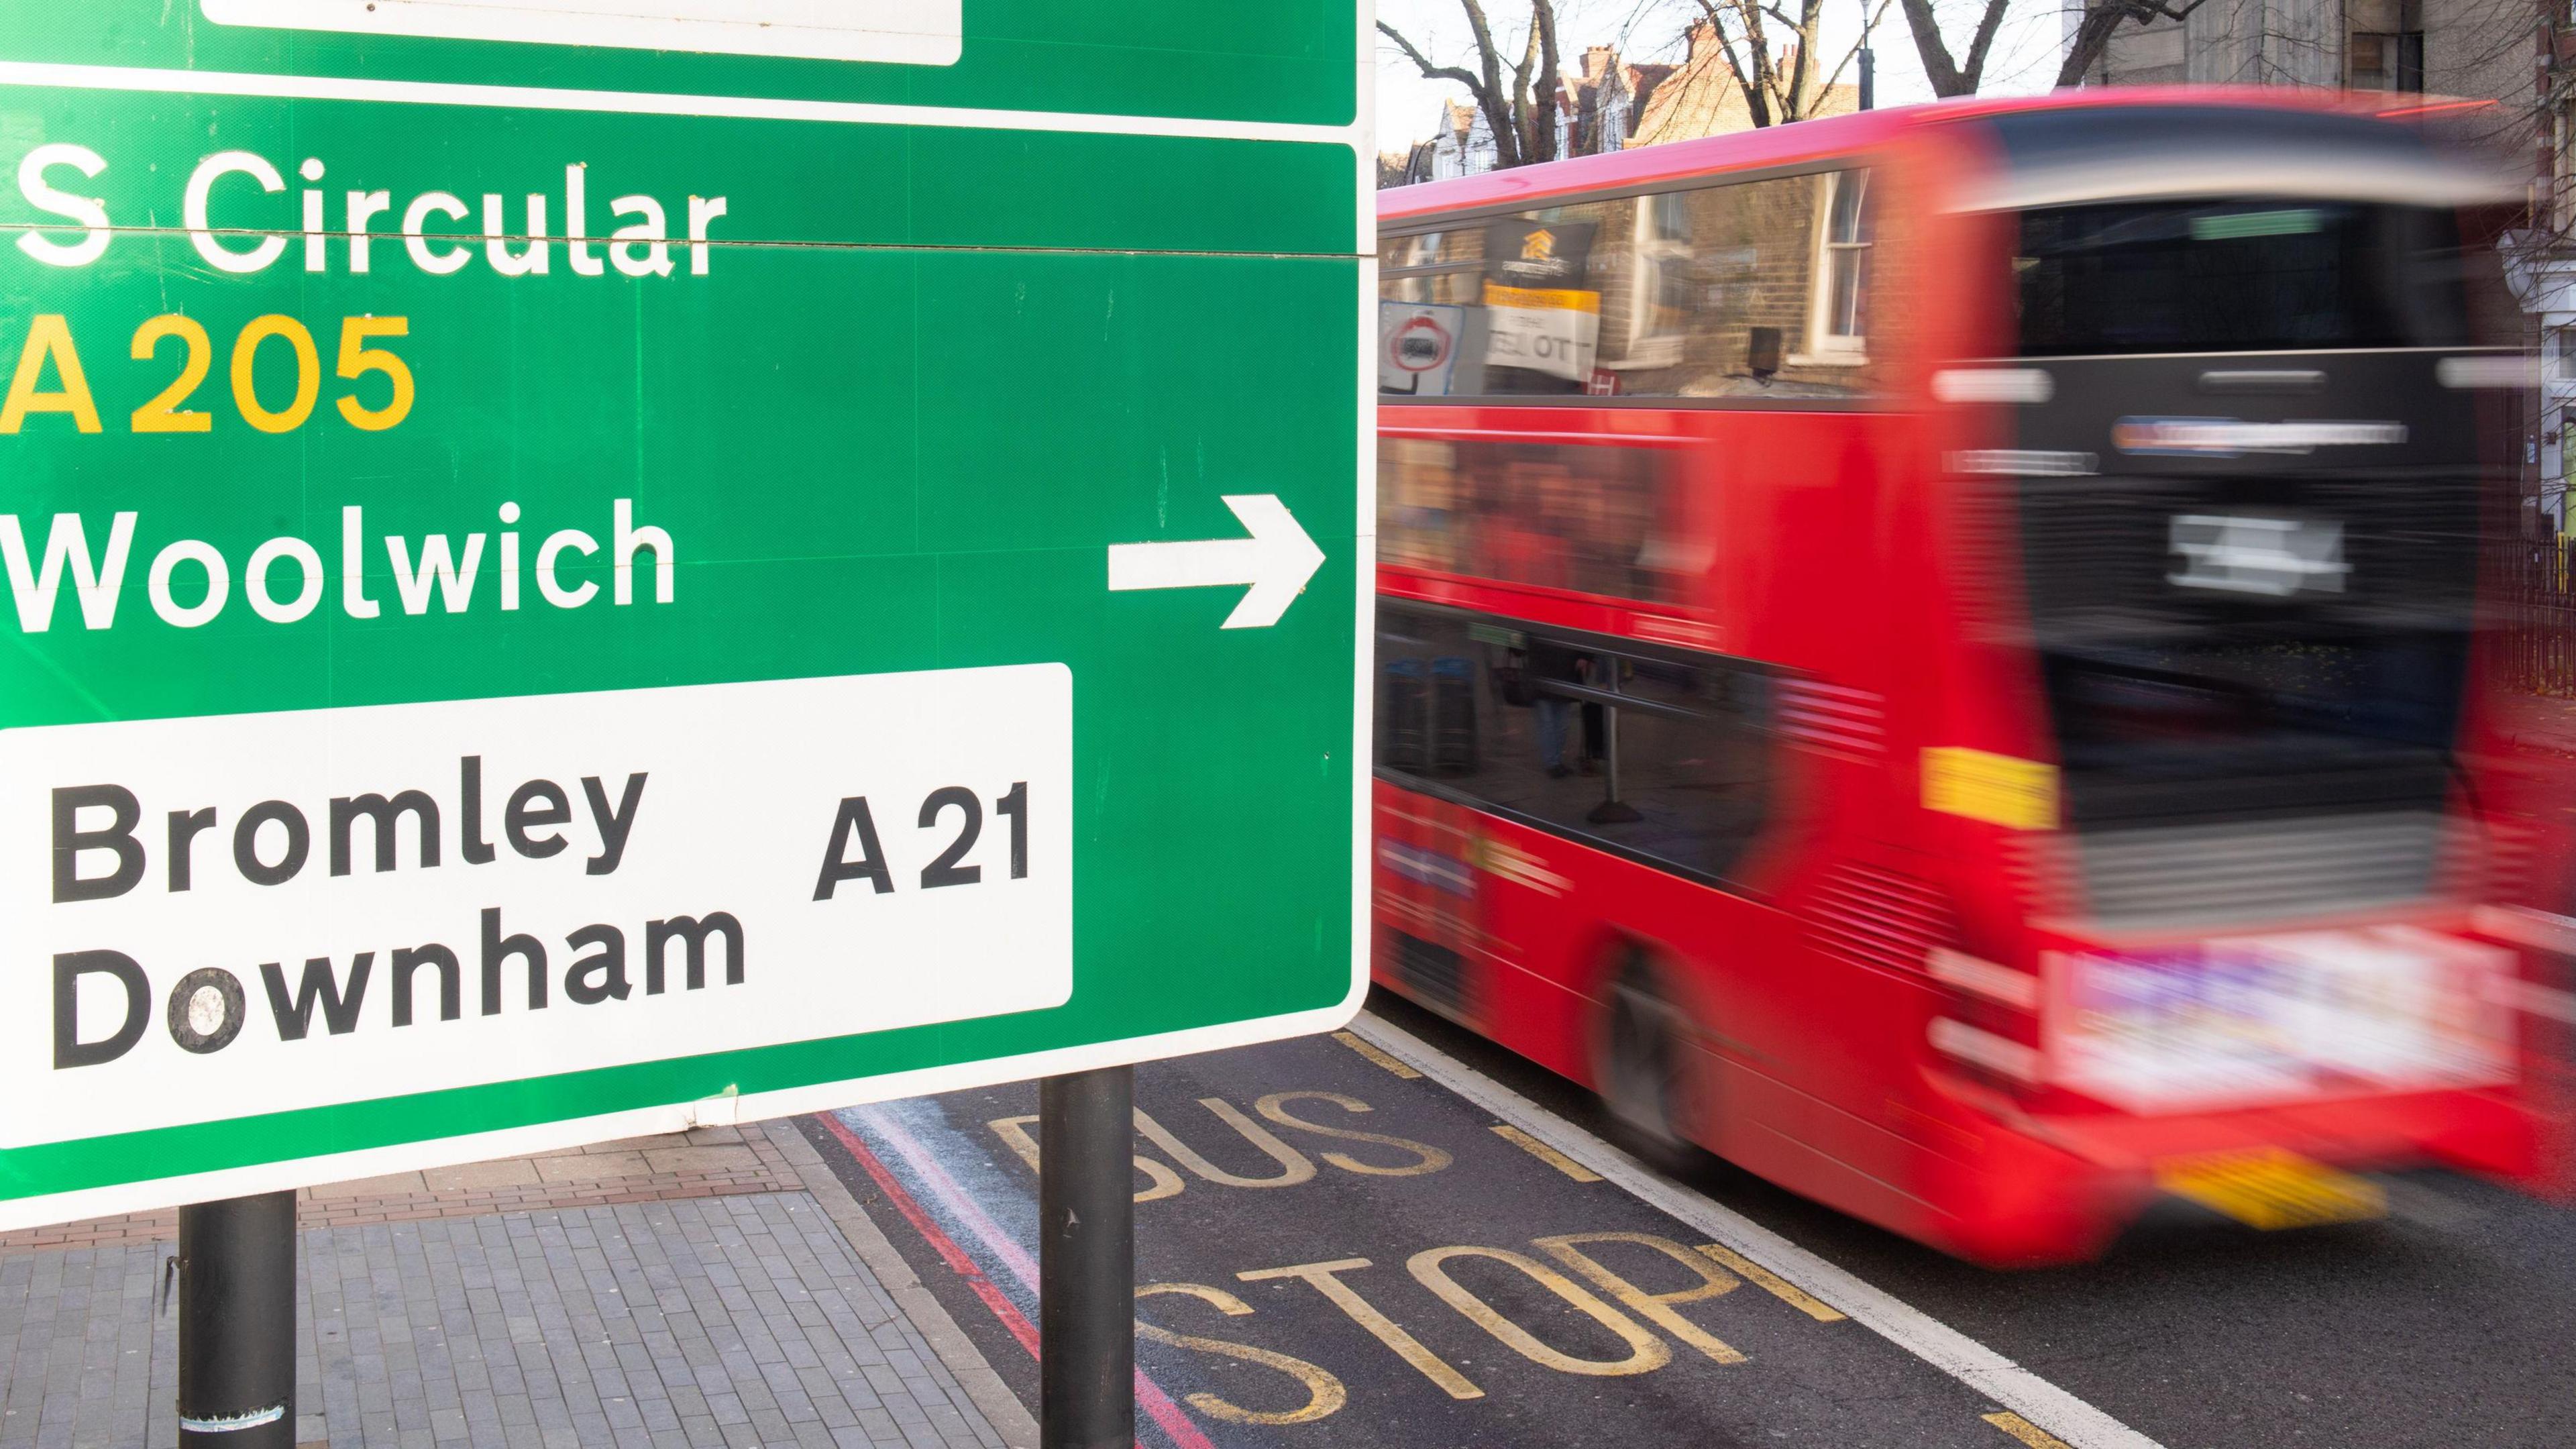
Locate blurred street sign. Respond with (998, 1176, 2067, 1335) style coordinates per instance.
(0, 1, 1368, 1229)
(1377, 302, 1462, 396)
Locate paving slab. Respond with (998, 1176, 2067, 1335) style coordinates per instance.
(0, 1123, 1031, 1449)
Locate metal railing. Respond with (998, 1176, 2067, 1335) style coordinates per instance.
(2498, 535, 2576, 697)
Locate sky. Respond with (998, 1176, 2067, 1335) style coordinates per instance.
(1371, 0, 2072, 155)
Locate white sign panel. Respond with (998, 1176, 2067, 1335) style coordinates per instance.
(2049, 927, 2514, 1112)
(1378, 302, 1463, 398)
(201, 0, 966, 66)
(1484, 292, 1599, 384)
(1, 666, 1070, 1148)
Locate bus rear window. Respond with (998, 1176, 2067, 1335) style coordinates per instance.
(2015, 200, 2469, 356)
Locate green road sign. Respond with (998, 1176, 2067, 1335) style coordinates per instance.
(0, 1, 1369, 1230)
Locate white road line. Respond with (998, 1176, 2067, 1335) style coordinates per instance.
(0, 60, 1359, 148)
(1348, 1010, 2169, 1449)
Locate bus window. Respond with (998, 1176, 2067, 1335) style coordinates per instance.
(1378, 170, 1883, 402)
(1378, 439, 1699, 603)
(1376, 603, 1777, 883)
(2012, 199, 2471, 356)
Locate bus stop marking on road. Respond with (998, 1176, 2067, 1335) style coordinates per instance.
(1331, 1028, 1421, 1077)
(1987, 1410, 2081, 1449)
(1346, 1011, 2173, 1449)
(1490, 1123, 1601, 1181)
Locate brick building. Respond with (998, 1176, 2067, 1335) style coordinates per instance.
(2074, 0, 2530, 98)
(1629, 21, 1858, 147)
(1397, 99, 1497, 184)
(1382, 26, 1848, 187)
(1559, 45, 1680, 156)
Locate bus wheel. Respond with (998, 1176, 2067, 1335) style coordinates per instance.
(1598, 953, 1704, 1176)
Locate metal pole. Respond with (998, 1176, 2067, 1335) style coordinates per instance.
(176, 1191, 297, 1449)
(1589, 662, 1642, 825)
(1038, 1066, 1134, 1449)
(1858, 0, 1876, 111)
(1604, 701, 1623, 804)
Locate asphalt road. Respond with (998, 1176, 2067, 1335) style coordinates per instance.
(804, 988, 2576, 1449)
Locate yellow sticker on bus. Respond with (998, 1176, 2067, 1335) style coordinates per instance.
(1921, 748, 2059, 830)
(1479, 282, 1602, 313)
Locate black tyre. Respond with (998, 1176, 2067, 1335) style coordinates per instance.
(1597, 952, 1705, 1176)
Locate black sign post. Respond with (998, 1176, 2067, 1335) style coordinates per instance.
(1038, 1066, 1135, 1449)
(176, 1191, 297, 1448)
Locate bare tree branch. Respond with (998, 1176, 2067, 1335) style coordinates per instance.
(1458, 0, 1525, 169)
(1781, 0, 1821, 119)
(1956, 0, 2012, 91)
(1511, 8, 1545, 162)
(1695, 0, 1866, 125)
(1698, 0, 1794, 125)
(1815, 0, 1896, 98)
(1382, 1, 1590, 172)
(2052, 0, 2214, 89)
(1893, 0, 2025, 97)
(1376, 19, 1484, 94)
(1534, 0, 1564, 161)
(1693, 0, 1772, 127)
(1894, 0, 1966, 95)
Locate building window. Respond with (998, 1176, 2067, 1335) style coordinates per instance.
(1625, 190, 1694, 366)
(2559, 105, 2576, 236)
(2349, 28, 2423, 92)
(1805, 170, 1872, 361)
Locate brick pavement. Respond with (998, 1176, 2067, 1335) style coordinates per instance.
(0, 1121, 1032, 1449)
(0, 1126, 804, 1254)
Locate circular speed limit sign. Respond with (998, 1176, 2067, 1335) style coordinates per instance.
(1387, 313, 1453, 374)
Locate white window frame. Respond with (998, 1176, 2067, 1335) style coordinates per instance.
(1796, 170, 1871, 366)
(1616, 189, 1691, 369)
(2558, 105, 2576, 237)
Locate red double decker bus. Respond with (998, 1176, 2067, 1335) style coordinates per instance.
(1371, 90, 2572, 1265)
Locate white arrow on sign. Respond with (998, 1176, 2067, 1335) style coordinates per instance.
(1106, 494, 1327, 629)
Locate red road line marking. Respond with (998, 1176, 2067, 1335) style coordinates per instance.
(813, 1112, 1218, 1449)
(1131, 1368, 1218, 1449)
(820, 1111, 1040, 1358)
